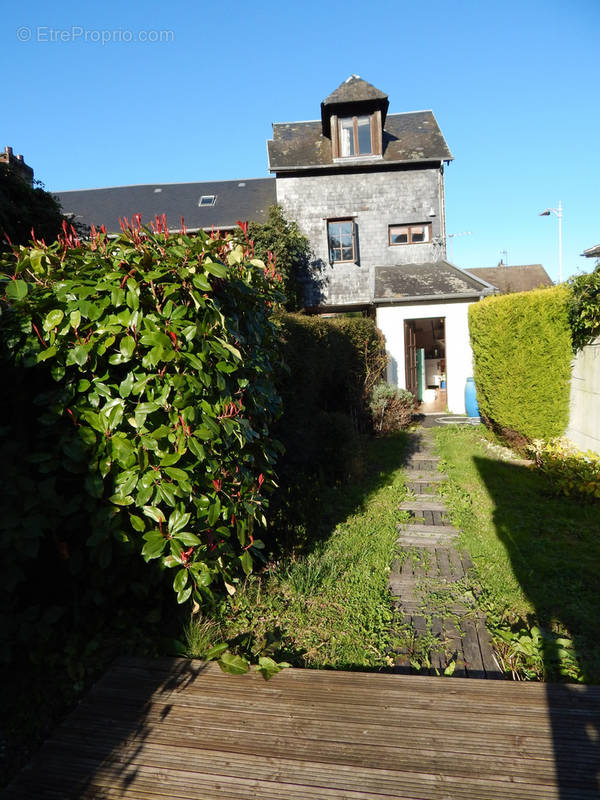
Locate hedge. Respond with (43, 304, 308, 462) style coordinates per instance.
(468, 286, 572, 442)
(269, 313, 387, 541)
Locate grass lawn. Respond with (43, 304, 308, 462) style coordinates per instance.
(434, 424, 600, 682)
(185, 433, 410, 671)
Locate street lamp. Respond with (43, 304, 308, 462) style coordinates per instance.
(539, 201, 563, 283)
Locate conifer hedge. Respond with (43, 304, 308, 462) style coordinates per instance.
(468, 286, 572, 442)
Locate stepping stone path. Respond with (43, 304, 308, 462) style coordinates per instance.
(388, 427, 503, 679)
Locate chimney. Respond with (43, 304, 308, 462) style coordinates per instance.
(0, 145, 34, 186)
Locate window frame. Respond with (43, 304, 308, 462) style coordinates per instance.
(388, 222, 432, 246)
(338, 115, 373, 157)
(327, 218, 357, 264)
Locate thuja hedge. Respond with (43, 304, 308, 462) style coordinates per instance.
(0, 218, 283, 664)
(468, 286, 572, 442)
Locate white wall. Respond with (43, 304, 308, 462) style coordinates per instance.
(566, 337, 600, 454)
(376, 301, 476, 414)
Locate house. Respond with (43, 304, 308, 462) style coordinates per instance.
(267, 75, 491, 413)
(582, 244, 600, 260)
(466, 263, 553, 294)
(52, 75, 492, 414)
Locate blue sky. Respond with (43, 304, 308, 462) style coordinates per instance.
(2, 0, 598, 281)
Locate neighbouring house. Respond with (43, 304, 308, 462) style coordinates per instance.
(51, 75, 492, 414)
(466, 262, 553, 294)
(582, 244, 600, 260)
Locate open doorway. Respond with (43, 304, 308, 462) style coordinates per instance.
(404, 317, 446, 413)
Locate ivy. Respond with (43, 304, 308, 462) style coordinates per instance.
(568, 263, 600, 352)
(0, 216, 284, 647)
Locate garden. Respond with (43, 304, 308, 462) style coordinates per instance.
(1, 179, 600, 787)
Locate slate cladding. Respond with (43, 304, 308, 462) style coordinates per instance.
(55, 178, 276, 234)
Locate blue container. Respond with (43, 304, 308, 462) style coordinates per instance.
(465, 377, 479, 417)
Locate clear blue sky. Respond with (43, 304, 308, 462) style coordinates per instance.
(2, 0, 598, 282)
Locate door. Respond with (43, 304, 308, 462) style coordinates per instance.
(404, 320, 418, 397)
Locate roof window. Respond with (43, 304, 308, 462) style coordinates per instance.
(199, 195, 216, 207)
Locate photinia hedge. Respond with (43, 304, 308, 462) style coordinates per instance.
(0, 216, 283, 626)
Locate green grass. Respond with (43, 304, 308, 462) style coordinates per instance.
(185, 433, 410, 670)
(434, 425, 600, 682)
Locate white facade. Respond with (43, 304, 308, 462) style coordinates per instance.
(566, 337, 600, 454)
(376, 301, 477, 414)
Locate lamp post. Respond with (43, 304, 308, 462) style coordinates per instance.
(539, 201, 563, 283)
(447, 231, 472, 263)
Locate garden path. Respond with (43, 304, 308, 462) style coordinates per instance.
(389, 424, 502, 678)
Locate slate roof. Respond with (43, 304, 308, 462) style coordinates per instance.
(322, 75, 388, 106)
(54, 178, 276, 234)
(268, 111, 453, 172)
(466, 264, 553, 294)
(374, 262, 490, 302)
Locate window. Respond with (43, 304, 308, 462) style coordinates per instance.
(389, 223, 432, 245)
(338, 115, 372, 157)
(199, 195, 216, 207)
(328, 219, 356, 263)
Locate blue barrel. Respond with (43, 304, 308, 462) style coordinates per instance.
(465, 377, 479, 417)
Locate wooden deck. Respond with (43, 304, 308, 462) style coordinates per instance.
(4, 656, 600, 799)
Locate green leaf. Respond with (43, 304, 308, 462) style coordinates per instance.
(130, 514, 146, 532)
(175, 532, 202, 546)
(141, 531, 167, 560)
(176, 585, 193, 604)
(69, 310, 81, 329)
(142, 505, 166, 523)
(120, 335, 136, 358)
(71, 344, 91, 366)
(109, 493, 134, 506)
(168, 509, 191, 534)
(119, 372, 134, 398)
(218, 651, 250, 675)
(43, 309, 65, 331)
(173, 568, 188, 594)
(204, 260, 227, 278)
(204, 642, 228, 660)
(36, 345, 57, 363)
(5, 279, 28, 301)
(239, 549, 253, 576)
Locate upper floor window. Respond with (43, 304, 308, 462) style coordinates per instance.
(389, 223, 432, 245)
(328, 219, 356, 263)
(338, 115, 372, 157)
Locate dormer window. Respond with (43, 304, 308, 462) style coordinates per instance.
(338, 115, 372, 157)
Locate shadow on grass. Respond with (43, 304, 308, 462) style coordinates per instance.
(474, 455, 600, 797)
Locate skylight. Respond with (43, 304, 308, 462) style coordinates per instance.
(199, 195, 216, 207)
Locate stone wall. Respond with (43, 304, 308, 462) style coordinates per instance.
(566, 337, 600, 454)
(276, 167, 445, 306)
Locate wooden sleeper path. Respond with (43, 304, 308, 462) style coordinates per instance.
(389, 427, 502, 679)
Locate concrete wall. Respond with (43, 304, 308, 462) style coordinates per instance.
(376, 300, 476, 414)
(566, 337, 600, 454)
(276, 167, 445, 306)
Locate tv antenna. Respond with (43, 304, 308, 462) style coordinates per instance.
(447, 231, 472, 263)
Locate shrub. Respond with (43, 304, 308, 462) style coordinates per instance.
(369, 382, 416, 434)
(0, 217, 283, 665)
(530, 438, 600, 499)
(568, 264, 600, 352)
(269, 313, 387, 546)
(468, 286, 572, 442)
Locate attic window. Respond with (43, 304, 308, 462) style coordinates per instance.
(199, 195, 216, 207)
(338, 115, 372, 157)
